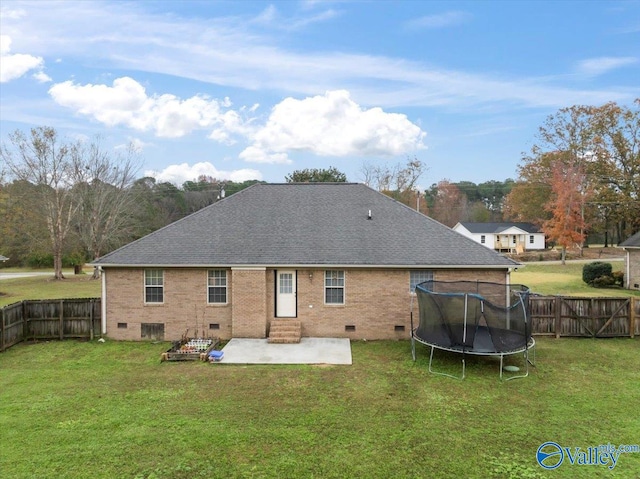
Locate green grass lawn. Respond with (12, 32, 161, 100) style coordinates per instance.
(0, 272, 101, 307)
(1, 339, 639, 479)
(513, 260, 640, 298)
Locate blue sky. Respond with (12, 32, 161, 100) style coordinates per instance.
(1, 1, 638, 188)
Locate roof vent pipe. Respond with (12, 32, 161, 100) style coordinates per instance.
(368, 210, 372, 220)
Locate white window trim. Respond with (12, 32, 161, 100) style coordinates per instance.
(324, 270, 345, 305)
(207, 269, 228, 305)
(144, 269, 164, 304)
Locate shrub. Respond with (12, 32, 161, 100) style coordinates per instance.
(63, 251, 87, 267)
(612, 271, 624, 287)
(592, 275, 615, 288)
(582, 262, 612, 285)
(25, 252, 54, 268)
(24, 252, 88, 268)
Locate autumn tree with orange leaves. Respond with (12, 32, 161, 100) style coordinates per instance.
(542, 163, 592, 264)
(505, 100, 639, 245)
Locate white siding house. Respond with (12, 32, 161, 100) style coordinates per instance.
(453, 222, 545, 253)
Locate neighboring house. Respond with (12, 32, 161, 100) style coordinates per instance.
(453, 222, 545, 254)
(619, 231, 640, 290)
(92, 183, 520, 341)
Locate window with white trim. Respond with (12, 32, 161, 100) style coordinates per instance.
(279, 273, 293, 294)
(480, 235, 486, 244)
(208, 270, 227, 304)
(410, 270, 433, 293)
(529, 235, 534, 244)
(325, 270, 345, 304)
(144, 269, 164, 303)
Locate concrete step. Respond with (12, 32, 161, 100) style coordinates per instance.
(268, 337, 301, 344)
(268, 319, 301, 343)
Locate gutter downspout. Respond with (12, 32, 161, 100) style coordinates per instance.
(100, 267, 107, 335)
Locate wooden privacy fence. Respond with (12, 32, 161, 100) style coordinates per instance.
(1, 296, 638, 352)
(0, 298, 101, 352)
(529, 296, 639, 338)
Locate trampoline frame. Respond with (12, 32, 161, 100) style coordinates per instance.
(410, 282, 536, 380)
(411, 330, 536, 380)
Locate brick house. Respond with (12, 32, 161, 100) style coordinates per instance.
(619, 231, 640, 290)
(92, 183, 520, 341)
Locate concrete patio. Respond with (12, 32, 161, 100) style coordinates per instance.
(218, 337, 352, 365)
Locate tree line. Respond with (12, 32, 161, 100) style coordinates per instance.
(0, 127, 261, 278)
(1, 99, 637, 277)
(505, 100, 639, 258)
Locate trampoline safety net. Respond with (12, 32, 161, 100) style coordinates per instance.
(414, 280, 531, 354)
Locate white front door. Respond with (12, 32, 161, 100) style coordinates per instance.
(276, 270, 297, 317)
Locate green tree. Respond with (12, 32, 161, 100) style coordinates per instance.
(0, 180, 50, 267)
(510, 100, 639, 244)
(453, 179, 514, 222)
(429, 180, 468, 227)
(589, 101, 640, 243)
(285, 167, 347, 183)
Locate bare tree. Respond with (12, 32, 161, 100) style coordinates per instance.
(70, 139, 140, 278)
(359, 158, 427, 209)
(1, 127, 77, 279)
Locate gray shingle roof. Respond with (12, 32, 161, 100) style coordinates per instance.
(619, 231, 640, 248)
(94, 183, 518, 268)
(458, 222, 540, 234)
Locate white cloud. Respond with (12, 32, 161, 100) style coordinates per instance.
(251, 4, 338, 30)
(47, 76, 426, 165)
(146, 162, 262, 185)
(2, 3, 635, 109)
(116, 137, 148, 153)
(48, 76, 253, 139)
(576, 56, 638, 77)
(0, 7, 26, 20)
(406, 11, 472, 30)
(32, 71, 51, 83)
(0, 35, 44, 82)
(240, 90, 426, 164)
(238, 146, 292, 164)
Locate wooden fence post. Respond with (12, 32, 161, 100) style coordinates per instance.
(554, 297, 561, 339)
(1, 306, 4, 353)
(59, 299, 64, 340)
(89, 299, 94, 341)
(22, 301, 28, 342)
(631, 297, 636, 339)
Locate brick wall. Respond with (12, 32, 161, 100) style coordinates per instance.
(104, 266, 508, 341)
(267, 268, 508, 340)
(231, 268, 267, 338)
(104, 268, 232, 341)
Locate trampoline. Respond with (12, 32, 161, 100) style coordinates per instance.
(411, 280, 535, 380)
